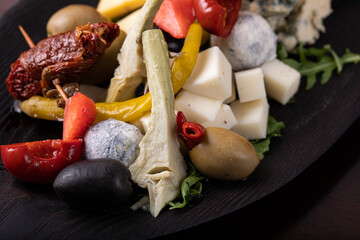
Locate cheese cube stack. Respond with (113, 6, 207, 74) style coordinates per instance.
(230, 98, 269, 140)
(202, 104, 237, 130)
(261, 59, 301, 105)
(234, 68, 266, 103)
(183, 46, 232, 102)
(175, 90, 222, 123)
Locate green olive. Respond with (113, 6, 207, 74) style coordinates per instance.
(189, 127, 260, 181)
(81, 29, 126, 86)
(46, 4, 109, 36)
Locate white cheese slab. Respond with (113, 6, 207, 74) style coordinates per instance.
(202, 104, 237, 129)
(230, 98, 269, 140)
(234, 67, 266, 103)
(175, 90, 222, 123)
(183, 46, 232, 102)
(261, 59, 301, 105)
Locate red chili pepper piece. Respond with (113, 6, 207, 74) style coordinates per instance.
(193, 0, 242, 38)
(1, 139, 82, 184)
(182, 122, 206, 145)
(176, 111, 206, 150)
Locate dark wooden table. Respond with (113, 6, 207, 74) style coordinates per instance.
(0, 0, 359, 239)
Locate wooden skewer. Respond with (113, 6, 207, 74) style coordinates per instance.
(52, 79, 68, 102)
(19, 26, 68, 102)
(18, 25, 35, 48)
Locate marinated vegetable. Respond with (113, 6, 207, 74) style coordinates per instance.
(129, 30, 186, 217)
(189, 127, 259, 180)
(194, 0, 242, 37)
(53, 159, 133, 211)
(1, 139, 82, 184)
(62, 92, 97, 140)
(106, 0, 163, 102)
(6, 22, 119, 100)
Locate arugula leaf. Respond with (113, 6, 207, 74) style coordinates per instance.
(250, 116, 285, 160)
(168, 161, 206, 209)
(278, 44, 360, 90)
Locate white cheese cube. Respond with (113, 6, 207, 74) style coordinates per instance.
(175, 90, 222, 123)
(234, 68, 266, 103)
(224, 75, 237, 104)
(230, 98, 269, 140)
(202, 104, 237, 129)
(261, 59, 301, 105)
(183, 46, 232, 102)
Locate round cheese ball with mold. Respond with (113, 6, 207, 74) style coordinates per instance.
(211, 11, 277, 71)
(83, 119, 143, 167)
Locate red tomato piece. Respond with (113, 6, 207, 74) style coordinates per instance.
(1, 139, 82, 184)
(193, 0, 242, 37)
(63, 92, 96, 140)
(154, 0, 195, 39)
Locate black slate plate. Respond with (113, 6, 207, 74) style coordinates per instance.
(0, 0, 359, 239)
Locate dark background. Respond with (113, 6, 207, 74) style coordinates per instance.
(0, 0, 359, 239)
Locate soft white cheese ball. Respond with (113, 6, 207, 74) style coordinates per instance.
(211, 11, 277, 71)
(83, 119, 143, 167)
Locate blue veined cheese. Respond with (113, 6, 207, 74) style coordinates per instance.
(83, 119, 143, 167)
(243, 0, 332, 50)
(230, 98, 269, 140)
(183, 46, 232, 102)
(211, 11, 277, 71)
(290, 0, 333, 45)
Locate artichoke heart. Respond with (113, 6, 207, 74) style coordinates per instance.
(129, 29, 187, 217)
(106, 0, 164, 103)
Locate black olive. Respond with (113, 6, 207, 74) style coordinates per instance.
(53, 159, 133, 211)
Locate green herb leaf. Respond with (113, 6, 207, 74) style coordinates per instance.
(280, 44, 360, 90)
(168, 161, 206, 210)
(250, 116, 285, 160)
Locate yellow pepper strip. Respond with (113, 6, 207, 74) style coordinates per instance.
(19, 96, 64, 121)
(95, 23, 203, 123)
(18, 23, 203, 123)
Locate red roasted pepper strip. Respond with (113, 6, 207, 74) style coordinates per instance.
(1, 139, 82, 184)
(176, 111, 206, 150)
(193, 0, 242, 38)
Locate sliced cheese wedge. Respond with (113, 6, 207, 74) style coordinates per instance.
(129, 30, 186, 217)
